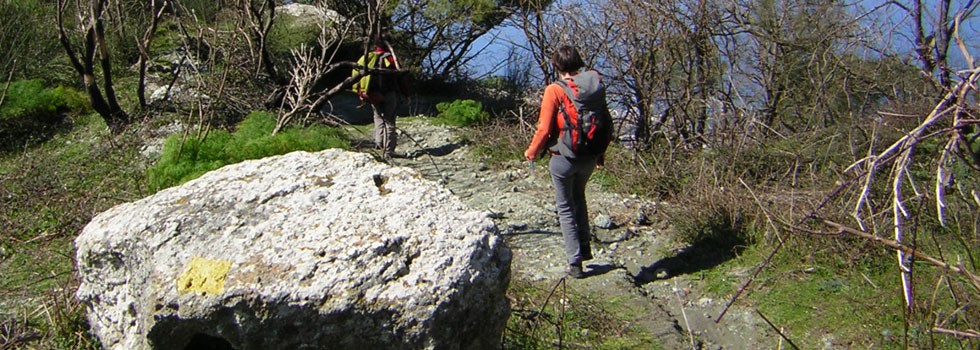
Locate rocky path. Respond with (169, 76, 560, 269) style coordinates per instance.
(354, 118, 774, 349)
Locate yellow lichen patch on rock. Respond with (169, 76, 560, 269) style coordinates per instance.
(176, 257, 232, 295)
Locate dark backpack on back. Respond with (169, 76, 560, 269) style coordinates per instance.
(551, 75, 613, 159)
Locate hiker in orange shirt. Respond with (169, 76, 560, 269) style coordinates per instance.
(525, 45, 612, 279)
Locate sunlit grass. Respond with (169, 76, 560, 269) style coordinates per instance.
(503, 278, 663, 350)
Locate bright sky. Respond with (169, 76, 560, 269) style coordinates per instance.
(470, 0, 980, 77)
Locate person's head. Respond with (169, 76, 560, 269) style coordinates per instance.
(551, 45, 585, 74)
(373, 32, 388, 49)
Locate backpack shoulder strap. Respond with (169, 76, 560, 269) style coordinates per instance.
(554, 79, 577, 101)
(552, 81, 577, 132)
(377, 52, 393, 68)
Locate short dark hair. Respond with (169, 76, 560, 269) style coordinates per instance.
(551, 45, 585, 74)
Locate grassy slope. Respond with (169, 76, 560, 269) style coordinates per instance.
(1, 114, 143, 349)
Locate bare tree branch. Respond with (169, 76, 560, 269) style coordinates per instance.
(818, 219, 980, 292)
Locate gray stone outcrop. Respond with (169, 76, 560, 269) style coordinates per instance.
(74, 149, 511, 350)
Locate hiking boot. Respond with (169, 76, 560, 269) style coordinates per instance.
(568, 263, 586, 279)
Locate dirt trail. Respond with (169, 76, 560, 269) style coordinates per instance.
(358, 118, 775, 349)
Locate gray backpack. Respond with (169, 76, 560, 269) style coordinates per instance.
(550, 71, 613, 159)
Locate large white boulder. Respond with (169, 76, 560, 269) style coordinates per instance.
(75, 149, 511, 349)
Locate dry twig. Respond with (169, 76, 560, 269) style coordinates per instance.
(818, 219, 980, 292)
(840, 68, 980, 308)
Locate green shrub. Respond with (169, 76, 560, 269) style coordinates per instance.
(1, 80, 88, 120)
(147, 111, 348, 191)
(434, 99, 488, 127)
(0, 80, 90, 150)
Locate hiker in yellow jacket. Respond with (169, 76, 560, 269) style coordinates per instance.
(352, 38, 409, 162)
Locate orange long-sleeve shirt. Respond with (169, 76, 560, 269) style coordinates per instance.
(525, 80, 578, 160)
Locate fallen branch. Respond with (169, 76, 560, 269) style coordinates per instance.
(932, 327, 980, 339)
(715, 178, 788, 323)
(818, 219, 980, 292)
(529, 277, 567, 346)
(0, 61, 13, 107)
(673, 280, 695, 349)
(756, 309, 800, 350)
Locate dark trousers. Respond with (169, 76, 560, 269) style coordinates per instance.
(549, 155, 597, 265)
(371, 91, 399, 156)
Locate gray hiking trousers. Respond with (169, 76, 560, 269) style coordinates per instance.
(549, 154, 598, 266)
(371, 91, 399, 156)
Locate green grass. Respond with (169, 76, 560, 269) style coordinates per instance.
(147, 111, 349, 192)
(751, 260, 907, 347)
(0, 113, 137, 349)
(503, 279, 662, 350)
(0, 238, 97, 350)
(702, 234, 976, 349)
(1, 239, 74, 303)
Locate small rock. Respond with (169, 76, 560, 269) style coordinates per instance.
(593, 214, 614, 229)
(654, 267, 669, 279)
(633, 211, 650, 225)
(478, 162, 489, 171)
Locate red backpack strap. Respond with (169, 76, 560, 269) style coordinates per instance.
(554, 79, 581, 127)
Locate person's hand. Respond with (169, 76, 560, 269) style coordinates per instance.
(524, 148, 537, 161)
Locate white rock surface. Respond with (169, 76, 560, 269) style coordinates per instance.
(75, 149, 511, 350)
(277, 3, 344, 23)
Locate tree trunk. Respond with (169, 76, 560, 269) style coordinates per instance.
(57, 0, 130, 133)
(137, 0, 169, 110)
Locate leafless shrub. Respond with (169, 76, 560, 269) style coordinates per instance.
(807, 63, 980, 340)
(275, 13, 357, 134)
